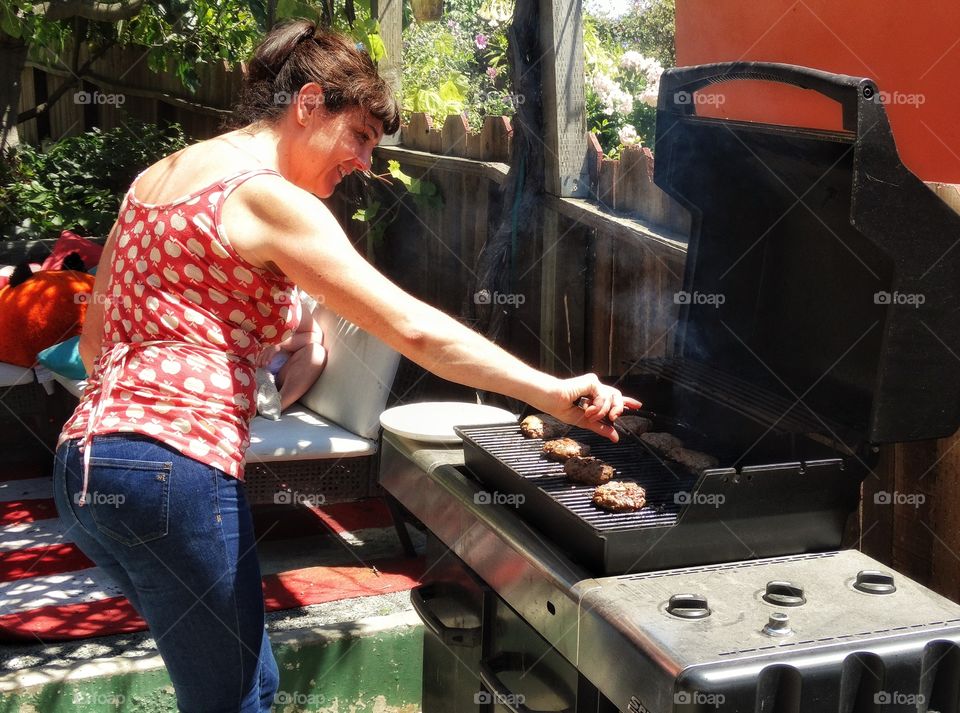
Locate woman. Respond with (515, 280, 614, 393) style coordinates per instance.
(54, 20, 640, 713)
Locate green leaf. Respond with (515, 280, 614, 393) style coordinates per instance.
(438, 80, 464, 104)
(0, 4, 22, 39)
(387, 160, 412, 188)
(366, 32, 386, 63)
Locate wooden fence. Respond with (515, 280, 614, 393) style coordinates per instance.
(399, 111, 691, 239)
(17, 41, 234, 145)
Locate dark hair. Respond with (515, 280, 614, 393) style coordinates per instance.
(232, 20, 400, 135)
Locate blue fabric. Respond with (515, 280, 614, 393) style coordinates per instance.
(37, 336, 87, 380)
(53, 435, 278, 713)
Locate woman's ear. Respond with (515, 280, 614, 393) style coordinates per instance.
(295, 83, 325, 125)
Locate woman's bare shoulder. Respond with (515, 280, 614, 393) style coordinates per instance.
(131, 131, 269, 206)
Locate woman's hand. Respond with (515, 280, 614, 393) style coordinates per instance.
(537, 373, 643, 442)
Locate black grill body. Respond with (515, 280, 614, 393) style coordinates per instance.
(457, 421, 861, 576)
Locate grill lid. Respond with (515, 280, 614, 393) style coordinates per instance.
(654, 62, 960, 444)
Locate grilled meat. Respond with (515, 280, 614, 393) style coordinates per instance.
(592, 481, 647, 512)
(542, 438, 591, 462)
(639, 431, 684, 454)
(520, 414, 570, 439)
(616, 414, 653, 437)
(564, 456, 615, 485)
(671, 447, 719, 474)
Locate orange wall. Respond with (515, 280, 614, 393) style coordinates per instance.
(675, 0, 960, 182)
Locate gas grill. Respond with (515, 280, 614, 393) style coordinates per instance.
(384, 62, 960, 712)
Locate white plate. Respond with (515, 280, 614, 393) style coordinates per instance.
(380, 402, 517, 443)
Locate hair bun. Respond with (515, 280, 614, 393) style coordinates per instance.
(246, 19, 317, 85)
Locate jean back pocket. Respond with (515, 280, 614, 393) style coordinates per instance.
(86, 456, 172, 546)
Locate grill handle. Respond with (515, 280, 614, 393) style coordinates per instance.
(479, 654, 574, 713)
(658, 61, 874, 132)
(410, 584, 482, 648)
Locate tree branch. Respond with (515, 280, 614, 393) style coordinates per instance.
(16, 38, 114, 123)
(36, 0, 146, 22)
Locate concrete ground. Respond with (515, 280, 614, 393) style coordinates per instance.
(0, 497, 427, 712)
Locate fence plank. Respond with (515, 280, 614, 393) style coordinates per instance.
(480, 115, 512, 162)
(403, 112, 432, 152)
(617, 147, 643, 213)
(597, 158, 617, 210)
(585, 132, 603, 198)
(441, 113, 470, 158)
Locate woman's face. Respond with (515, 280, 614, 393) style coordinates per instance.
(286, 84, 384, 198)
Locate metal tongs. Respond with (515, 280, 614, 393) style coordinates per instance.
(575, 396, 641, 438)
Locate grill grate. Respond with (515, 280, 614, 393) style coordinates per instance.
(461, 424, 706, 532)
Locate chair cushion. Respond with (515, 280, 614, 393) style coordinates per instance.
(0, 270, 95, 367)
(37, 336, 87, 380)
(0, 362, 34, 387)
(299, 309, 400, 440)
(49, 372, 86, 398)
(41, 230, 104, 271)
(247, 408, 377, 462)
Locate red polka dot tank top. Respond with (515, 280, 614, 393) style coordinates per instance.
(60, 168, 301, 479)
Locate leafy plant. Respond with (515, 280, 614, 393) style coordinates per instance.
(351, 159, 442, 242)
(0, 121, 187, 241)
(582, 12, 667, 157)
(400, 0, 513, 127)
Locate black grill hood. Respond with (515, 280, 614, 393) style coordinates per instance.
(653, 61, 960, 445)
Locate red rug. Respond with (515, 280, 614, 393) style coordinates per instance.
(0, 475, 423, 642)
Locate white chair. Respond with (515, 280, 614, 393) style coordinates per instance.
(244, 305, 401, 505)
(50, 305, 402, 504)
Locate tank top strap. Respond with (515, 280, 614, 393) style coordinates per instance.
(220, 168, 283, 194)
(210, 168, 285, 269)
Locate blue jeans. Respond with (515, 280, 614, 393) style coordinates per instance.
(53, 434, 278, 713)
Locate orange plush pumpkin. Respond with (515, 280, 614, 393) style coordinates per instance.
(0, 270, 95, 367)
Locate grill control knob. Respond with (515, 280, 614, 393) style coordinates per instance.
(854, 570, 897, 595)
(763, 612, 792, 637)
(666, 593, 711, 620)
(763, 581, 806, 607)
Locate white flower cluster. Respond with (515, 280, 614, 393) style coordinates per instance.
(479, 0, 514, 27)
(591, 72, 634, 115)
(617, 124, 642, 147)
(620, 51, 663, 108)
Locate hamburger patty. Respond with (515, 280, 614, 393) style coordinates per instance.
(592, 481, 647, 512)
(520, 413, 569, 439)
(564, 456, 615, 485)
(616, 414, 653, 437)
(671, 447, 719, 474)
(542, 438, 591, 462)
(639, 431, 684, 454)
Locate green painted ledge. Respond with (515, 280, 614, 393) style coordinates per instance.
(0, 611, 423, 713)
